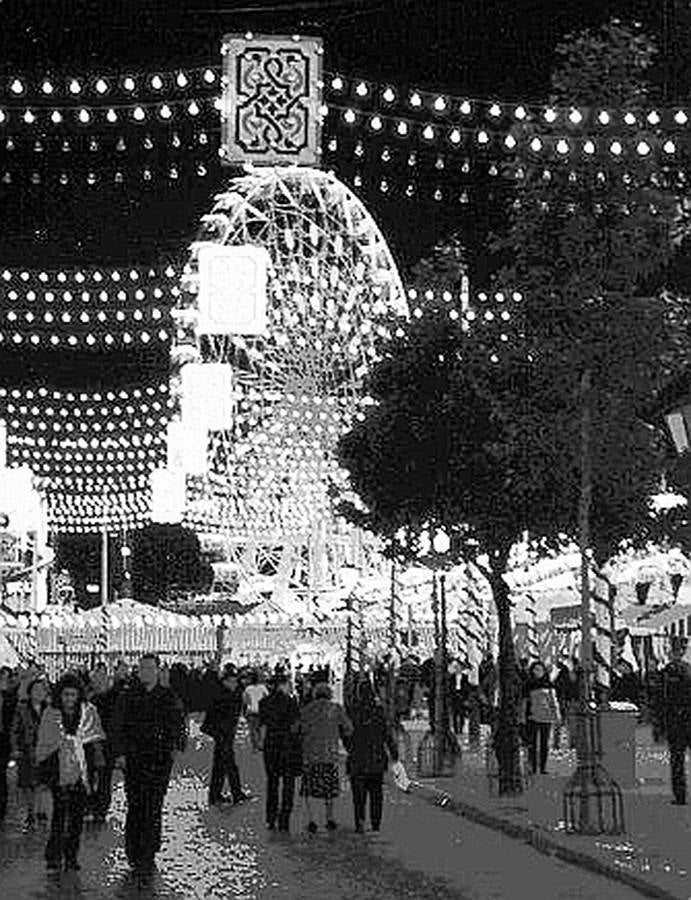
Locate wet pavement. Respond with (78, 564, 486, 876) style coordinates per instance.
(0, 718, 644, 900)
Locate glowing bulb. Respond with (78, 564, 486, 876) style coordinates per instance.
(530, 137, 543, 152)
(344, 108, 356, 124)
(78, 109, 91, 124)
(477, 130, 489, 145)
(331, 76, 344, 91)
(203, 68, 216, 84)
(370, 115, 382, 131)
(459, 100, 472, 115)
(396, 121, 409, 136)
(23, 110, 36, 124)
(133, 107, 145, 121)
(188, 101, 200, 116)
(647, 110, 660, 125)
(434, 96, 447, 112)
(355, 81, 368, 97)
(674, 110, 688, 125)
(556, 139, 569, 154)
(636, 140, 650, 156)
(10, 79, 23, 95)
(449, 129, 461, 144)
(598, 110, 610, 125)
(151, 74, 163, 90)
(123, 76, 136, 92)
(69, 79, 81, 95)
(422, 125, 434, 140)
(95, 78, 108, 94)
(50, 110, 63, 124)
(42, 80, 53, 95)
(176, 72, 189, 88)
(382, 87, 395, 103)
(609, 140, 623, 156)
(664, 140, 677, 154)
(504, 134, 517, 149)
(583, 140, 596, 155)
(569, 109, 583, 124)
(409, 92, 422, 107)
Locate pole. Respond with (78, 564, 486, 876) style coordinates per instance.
(389, 559, 396, 652)
(579, 369, 593, 708)
(440, 571, 448, 732)
(101, 492, 109, 609)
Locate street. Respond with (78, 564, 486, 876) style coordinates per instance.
(0, 719, 645, 900)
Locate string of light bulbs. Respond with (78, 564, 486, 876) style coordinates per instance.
(2, 62, 691, 134)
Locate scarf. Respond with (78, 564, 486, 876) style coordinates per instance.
(36, 701, 105, 791)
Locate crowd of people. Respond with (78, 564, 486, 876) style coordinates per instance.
(0, 653, 399, 876)
(0, 638, 689, 876)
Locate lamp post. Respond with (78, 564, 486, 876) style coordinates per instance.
(339, 565, 360, 713)
(562, 371, 625, 834)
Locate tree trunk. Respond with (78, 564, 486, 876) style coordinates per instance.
(489, 569, 523, 796)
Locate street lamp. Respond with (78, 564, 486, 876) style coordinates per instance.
(339, 565, 360, 704)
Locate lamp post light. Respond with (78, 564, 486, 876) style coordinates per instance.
(339, 564, 360, 712)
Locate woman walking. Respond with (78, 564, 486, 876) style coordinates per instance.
(10, 677, 50, 828)
(347, 677, 398, 834)
(36, 674, 105, 872)
(298, 682, 352, 834)
(521, 661, 561, 775)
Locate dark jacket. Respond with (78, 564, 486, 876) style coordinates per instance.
(201, 686, 243, 743)
(111, 683, 186, 762)
(661, 660, 691, 740)
(92, 685, 123, 747)
(259, 691, 302, 775)
(0, 687, 18, 754)
(346, 704, 398, 776)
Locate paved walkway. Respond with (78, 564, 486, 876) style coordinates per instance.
(0, 717, 643, 900)
(406, 725, 691, 900)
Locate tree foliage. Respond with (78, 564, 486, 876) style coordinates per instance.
(130, 524, 212, 606)
(338, 19, 691, 794)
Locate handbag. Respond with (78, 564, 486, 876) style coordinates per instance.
(391, 760, 411, 793)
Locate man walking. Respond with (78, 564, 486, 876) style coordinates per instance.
(202, 664, 248, 806)
(112, 654, 186, 870)
(661, 638, 691, 805)
(258, 673, 301, 832)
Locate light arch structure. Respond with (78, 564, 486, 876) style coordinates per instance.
(173, 166, 407, 602)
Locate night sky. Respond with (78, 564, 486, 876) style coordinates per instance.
(0, 0, 688, 551)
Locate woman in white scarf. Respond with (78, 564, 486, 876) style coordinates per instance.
(36, 673, 105, 873)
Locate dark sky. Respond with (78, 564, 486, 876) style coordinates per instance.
(0, 0, 687, 388)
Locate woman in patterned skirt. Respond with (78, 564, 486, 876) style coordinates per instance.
(298, 682, 352, 834)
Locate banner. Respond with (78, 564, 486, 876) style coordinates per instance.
(196, 245, 270, 336)
(166, 421, 207, 476)
(220, 33, 324, 167)
(150, 467, 186, 524)
(181, 363, 234, 432)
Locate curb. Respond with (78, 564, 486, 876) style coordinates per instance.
(412, 783, 683, 900)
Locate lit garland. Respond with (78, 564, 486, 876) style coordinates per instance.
(2, 63, 690, 134)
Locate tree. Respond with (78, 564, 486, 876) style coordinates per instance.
(130, 524, 212, 606)
(338, 19, 691, 794)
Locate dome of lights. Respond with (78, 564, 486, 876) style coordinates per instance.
(173, 166, 407, 592)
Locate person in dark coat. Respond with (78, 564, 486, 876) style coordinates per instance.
(201, 664, 248, 807)
(112, 654, 186, 870)
(346, 676, 398, 834)
(0, 665, 18, 823)
(10, 676, 50, 827)
(89, 667, 126, 823)
(258, 673, 301, 832)
(660, 638, 691, 805)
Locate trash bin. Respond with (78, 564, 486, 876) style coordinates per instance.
(599, 702, 638, 790)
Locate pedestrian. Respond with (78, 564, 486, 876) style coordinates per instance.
(201, 664, 248, 807)
(112, 654, 187, 870)
(243, 671, 269, 752)
(521, 661, 561, 775)
(660, 637, 691, 805)
(298, 681, 352, 834)
(35, 673, 106, 872)
(0, 665, 18, 823)
(88, 666, 123, 823)
(346, 676, 398, 834)
(10, 676, 50, 828)
(257, 673, 301, 832)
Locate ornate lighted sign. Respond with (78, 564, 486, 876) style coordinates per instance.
(220, 33, 324, 166)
